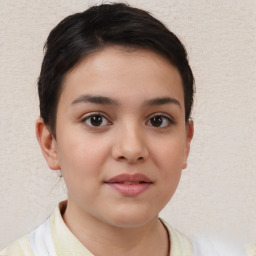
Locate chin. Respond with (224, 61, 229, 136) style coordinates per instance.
(102, 208, 158, 228)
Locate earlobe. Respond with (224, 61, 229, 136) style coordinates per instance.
(35, 118, 60, 170)
(182, 120, 194, 169)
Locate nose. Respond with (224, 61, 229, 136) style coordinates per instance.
(111, 124, 149, 164)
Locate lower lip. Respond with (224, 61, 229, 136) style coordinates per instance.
(107, 183, 152, 196)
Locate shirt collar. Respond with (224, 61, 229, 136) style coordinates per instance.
(50, 201, 193, 256)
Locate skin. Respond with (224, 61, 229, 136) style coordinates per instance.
(36, 47, 193, 256)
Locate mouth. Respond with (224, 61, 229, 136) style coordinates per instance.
(105, 173, 153, 196)
(115, 181, 149, 184)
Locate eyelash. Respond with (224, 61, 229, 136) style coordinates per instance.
(81, 112, 111, 128)
(81, 112, 175, 128)
(146, 114, 175, 128)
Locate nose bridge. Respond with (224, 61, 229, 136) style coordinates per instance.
(112, 119, 148, 163)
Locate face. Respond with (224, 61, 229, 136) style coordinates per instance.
(37, 47, 193, 228)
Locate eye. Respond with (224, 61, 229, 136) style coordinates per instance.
(146, 115, 173, 128)
(83, 114, 110, 127)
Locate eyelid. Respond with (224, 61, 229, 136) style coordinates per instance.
(147, 112, 175, 122)
(146, 113, 175, 127)
(81, 111, 112, 127)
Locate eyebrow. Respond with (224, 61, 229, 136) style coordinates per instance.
(71, 94, 119, 106)
(71, 94, 181, 108)
(144, 97, 181, 108)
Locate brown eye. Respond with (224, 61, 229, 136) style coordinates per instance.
(147, 115, 173, 128)
(84, 114, 109, 127)
(150, 116, 163, 127)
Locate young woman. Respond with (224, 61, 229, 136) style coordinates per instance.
(1, 3, 247, 256)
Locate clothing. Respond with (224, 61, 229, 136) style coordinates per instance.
(246, 244, 256, 256)
(1, 201, 247, 256)
(0, 201, 193, 256)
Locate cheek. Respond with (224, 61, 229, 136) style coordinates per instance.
(56, 134, 113, 195)
(153, 137, 186, 171)
(152, 137, 185, 199)
(155, 140, 184, 202)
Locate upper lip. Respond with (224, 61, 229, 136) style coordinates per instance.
(105, 173, 153, 184)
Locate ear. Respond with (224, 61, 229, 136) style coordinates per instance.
(182, 120, 194, 169)
(35, 117, 60, 170)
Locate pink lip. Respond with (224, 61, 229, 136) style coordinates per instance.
(105, 173, 153, 196)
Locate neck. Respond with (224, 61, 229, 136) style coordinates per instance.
(62, 201, 170, 256)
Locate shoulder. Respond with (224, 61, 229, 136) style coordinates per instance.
(160, 219, 247, 256)
(191, 235, 247, 256)
(0, 236, 34, 256)
(160, 219, 193, 256)
(246, 244, 256, 256)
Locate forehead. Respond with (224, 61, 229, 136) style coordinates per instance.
(59, 47, 184, 108)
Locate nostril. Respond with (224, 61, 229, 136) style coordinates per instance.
(118, 156, 143, 161)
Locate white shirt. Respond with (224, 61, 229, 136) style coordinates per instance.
(0, 201, 247, 256)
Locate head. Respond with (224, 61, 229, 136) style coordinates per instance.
(38, 3, 194, 138)
(36, 3, 195, 228)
